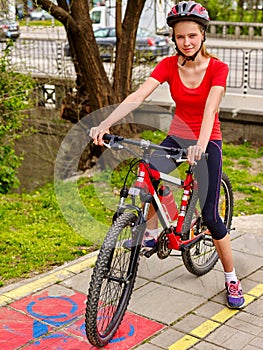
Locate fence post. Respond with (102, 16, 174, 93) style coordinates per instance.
(222, 24, 227, 38)
(243, 50, 249, 95)
(57, 42, 63, 76)
(235, 26, 241, 39)
(248, 26, 254, 39)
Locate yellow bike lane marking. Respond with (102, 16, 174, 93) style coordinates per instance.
(169, 284, 263, 350)
(0, 254, 98, 305)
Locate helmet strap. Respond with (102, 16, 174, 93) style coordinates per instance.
(176, 39, 205, 66)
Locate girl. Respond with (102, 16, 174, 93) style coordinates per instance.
(90, 1, 244, 309)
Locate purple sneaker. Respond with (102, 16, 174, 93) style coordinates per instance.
(225, 280, 245, 309)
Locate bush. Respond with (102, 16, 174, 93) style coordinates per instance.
(0, 42, 35, 194)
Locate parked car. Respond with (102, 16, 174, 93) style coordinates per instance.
(30, 8, 53, 21)
(0, 18, 20, 41)
(64, 27, 170, 61)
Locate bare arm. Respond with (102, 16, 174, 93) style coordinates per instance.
(187, 85, 225, 164)
(90, 77, 160, 145)
(198, 85, 225, 150)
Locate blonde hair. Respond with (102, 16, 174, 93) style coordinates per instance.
(201, 44, 218, 59)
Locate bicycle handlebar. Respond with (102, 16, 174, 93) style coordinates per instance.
(102, 133, 187, 155)
(88, 131, 208, 161)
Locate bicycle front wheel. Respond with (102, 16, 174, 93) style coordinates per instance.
(85, 211, 142, 348)
(182, 172, 234, 276)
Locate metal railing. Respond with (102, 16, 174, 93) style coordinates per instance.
(208, 45, 263, 93)
(0, 38, 262, 104)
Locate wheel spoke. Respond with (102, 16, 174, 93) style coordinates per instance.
(182, 173, 233, 275)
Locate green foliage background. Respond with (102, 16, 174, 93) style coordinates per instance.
(0, 44, 35, 194)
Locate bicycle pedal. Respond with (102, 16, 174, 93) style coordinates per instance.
(141, 246, 158, 258)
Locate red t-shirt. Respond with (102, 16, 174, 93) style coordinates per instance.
(150, 55, 229, 140)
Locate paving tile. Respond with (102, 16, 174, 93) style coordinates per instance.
(172, 313, 208, 333)
(225, 313, 263, 336)
(247, 269, 263, 283)
(150, 327, 187, 349)
(0, 308, 36, 349)
(10, 285, 87, 326)
(60, 269, 92, 294)
(242, 345, 263, 350)
(134, 276, 151, 290)
(231, 310, 263, 328)
(194, 300, 227, 319)
(245, 296, 263, 317)
(247, 337, 263, 349)
(134, 343, 164, 349)
(232, 215, 263, 235)
(157, 265, 224, 299)
(0, 295, 12, 306)
(205, 324, 255, 350)
(22, 332, 90, 349)
(223, 250, 263, 281)
(232, 232, 263, 257)
(137, 254, 183, 280)
(192, 341, 227, 349)
(128, 282, 205, 324)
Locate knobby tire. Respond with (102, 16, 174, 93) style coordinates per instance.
(85, 212, 142, 348)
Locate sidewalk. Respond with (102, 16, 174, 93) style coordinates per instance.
(1, 215, 263, 349)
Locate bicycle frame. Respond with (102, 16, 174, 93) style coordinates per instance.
(113, 144, 205, 253)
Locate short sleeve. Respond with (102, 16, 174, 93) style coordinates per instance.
(150, 56, 175, 84)
(211, 59, 229, 88)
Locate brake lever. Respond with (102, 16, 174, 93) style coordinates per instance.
(103, 140, 124, 150)
(102, 141, 111, 149)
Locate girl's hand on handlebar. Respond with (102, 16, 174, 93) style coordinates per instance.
(187, 144, 204, 165)
(89, 126, 110, 146)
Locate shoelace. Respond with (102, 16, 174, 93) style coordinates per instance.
(228, 282, 241, 296)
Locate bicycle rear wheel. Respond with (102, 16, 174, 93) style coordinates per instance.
(85, 211, 142, 348)
(181, 172, 234, 276)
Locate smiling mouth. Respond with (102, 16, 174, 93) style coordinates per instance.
(183, 48, 194, 54)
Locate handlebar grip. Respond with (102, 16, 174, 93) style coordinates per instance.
(87, 130, 123, 142)
(102, 133, 124, 142)
(102, 133, 112, 141)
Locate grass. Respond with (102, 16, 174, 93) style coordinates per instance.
(222, 142, 263, 215)
(0, 135, 262, 287)
(0, 184, 100, 287)
(19, 19, 63, 27)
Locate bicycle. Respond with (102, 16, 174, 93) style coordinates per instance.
(85, 133, 234, 348)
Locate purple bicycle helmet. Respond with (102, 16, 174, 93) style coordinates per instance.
(167, 1, 210, 28)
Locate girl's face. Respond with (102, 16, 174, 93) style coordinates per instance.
(173, 21, 204, 57)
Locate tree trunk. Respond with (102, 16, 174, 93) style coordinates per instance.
(33, 0, 147, 169)
(35, 0, 146, 117)
(113, 0, 146, 100)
